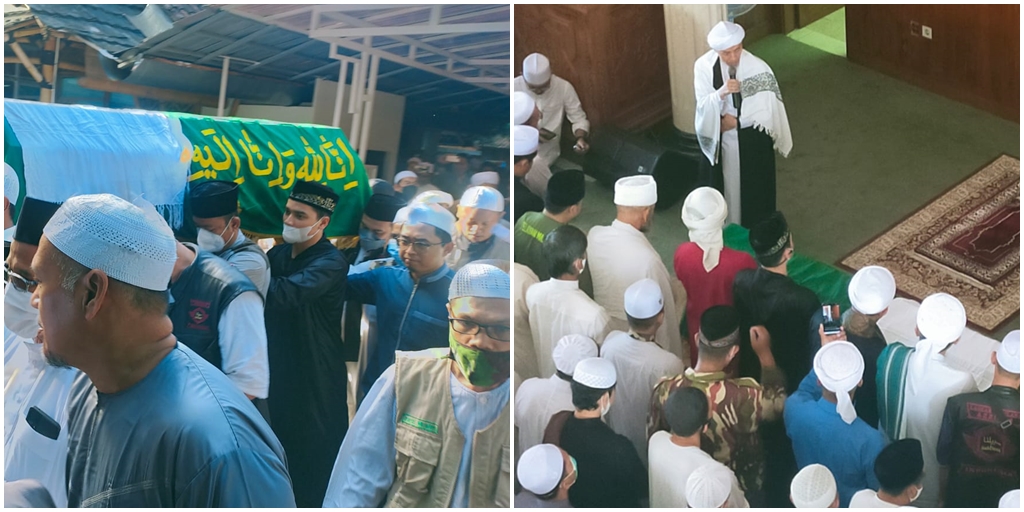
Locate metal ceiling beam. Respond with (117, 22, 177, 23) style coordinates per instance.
(393, 77, 449, 95)
(143, 11, 227, 54)
(426, 94, 507, 109)
(410, 87, 488, 103)
(311, 22, 509, 38)
(242, 40, 321, 72)
(263, 6, 316, 21)
(444, 40, 509, 53)
(195, 25, 277, 64)
(376, 67, 412, 80)
(290, 60, 340, 81)
(466, 59, 509, 66)
(438, 6, 509, 23)
(462, 76, 510, 84)
(313, 5, 412, 13)
(363, 6, 431, 23)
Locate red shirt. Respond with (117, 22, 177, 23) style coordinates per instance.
(673, 242, 757, 366)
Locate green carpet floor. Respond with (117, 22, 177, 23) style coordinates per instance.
(566, 34, 1020, 338)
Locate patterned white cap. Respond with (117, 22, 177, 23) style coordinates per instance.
(412, 190, 455, 208)
(4, 162, 19, 203)
(470, 171, 501, 187)
(449, 263, 510, 301)
(393, 170, 417, 184)
(517, 444, 564, 495)
(790, 464, 837, 508)
(997, 330, 1020, 374)
(460, 186, 504, 212)
(522, 53, 551, 85)
(999, 489, 1020, 508)
(614, 175, 657, 207)
(514, 125, 539, 156)
(917, 293, 967, 346)
(43, 194, 176, 291)
(848, 266, 896, 315)
(572, 357, 616, 389)
(813, 341, 864, 425)
(553, 334, 599, 375)
(407, 203, 456, 237)
(624, 278, 663, 319)
(514, 91, 536, 125)
(686, 462, 734, 508)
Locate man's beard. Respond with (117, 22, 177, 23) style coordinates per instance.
(44, 350, 71, 369)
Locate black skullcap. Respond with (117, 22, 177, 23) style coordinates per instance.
(699, 305, 740, 347)
(189, 180, 239, 218)
(663, 387, 710, 437)
(749, 210, 790, 257)
(370, 179, 395, 197)
(290, 180, 339, 213)
(545, 170, 586, 208)
(875, 439, 924, 491)
(363, 193, 402, 222)
(13, 197, 62, 246)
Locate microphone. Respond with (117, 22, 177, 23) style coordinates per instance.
(728, 66, 741, 111)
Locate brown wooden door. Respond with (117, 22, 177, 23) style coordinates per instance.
(797, 4, 843, 28)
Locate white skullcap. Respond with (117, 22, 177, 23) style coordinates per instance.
(614, 175, 657, 207)
(43, 194, 176, 291)
(997, 330, 1020, 374)
(460, 186, 504, 212)
(406, 203, 456, 237)
(848, 266, 896, 315)
(999, 489, 1020, 508)
(514, 125, 539, 156)
(791, 464, 837, 508)
(412, 190, 455, 208)
(393, 170, 417, 184)
(4, 162, 19, 203)
(681, 187, 728, 272)
(514, 91, 536, 125)
(517, 444, 564, 495)
(469, 171, 501, 187)
(917, 293, 967, 346)
(707, 21, 746, 51)
(572, 357, 616, 389)
(553, 334, 599, 375)
(813, 341, 864, 425)
(522, 53, 551, 85)
(685, 462, 733, 508)
(393, 206, 412, 224)
(624, 278, 663, 319)
(449, 263, 510, 301)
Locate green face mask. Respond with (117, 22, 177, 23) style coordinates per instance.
(448, 329, 511, 387)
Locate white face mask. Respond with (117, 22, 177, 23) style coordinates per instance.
(578, 258, 587, 273)
(4, 285, 40, 339)
(600, 395, 611, 418)
(910, 485, 923, 502)
(196, 224, 230, 253)
(282, 220, 322, 244)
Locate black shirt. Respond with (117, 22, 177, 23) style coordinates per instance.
(514, 177, 544, 223)
(845, 325, 887, 428)
(559, 416, 647, 508)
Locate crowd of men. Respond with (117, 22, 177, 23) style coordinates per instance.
(3, 148, 513, 507)
(512, 20, 1019, 510)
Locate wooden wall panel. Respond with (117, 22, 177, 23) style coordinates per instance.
(846, 4, 1019, 122)
(514, 4, 672, 131)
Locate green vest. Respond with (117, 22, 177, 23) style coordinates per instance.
(386, 356, 511, 508)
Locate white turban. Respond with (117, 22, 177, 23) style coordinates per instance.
(517, 444, 564, 496)
(407, 203, 456, 237)
(523, 53, 551, 85)
(790, 464, 837, 508)
(911, 293, 966, 394)
(681, 187, 728, 272)
(411, 190, 455, 209)
(4, 162, 19, 204)
(469, 171, 501, 188)
(448, 263, 509, 301)
(813, 341, 864, 425)
(552, 334, 598, 376)
(459, 186, 504, 212)
(685, 462, 733, 508)
(624, 278, 663, 319)
(614, 175, 657, 207)
(43, 194, 177, 291)
(572, 357, 616, 389)
(393, 170, 417, 185)
(999, 489, 1020, 508)
(514, 125, 539, 156)
(514, 91, 536, 125)
(997, 330, 1020, 374)
(848, 266, 896, 315)
(707, 21, 745, 51)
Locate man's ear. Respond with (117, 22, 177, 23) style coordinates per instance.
(230, 216, 241, 230)
(441, 242, 455, 257)
(82, 270, 110, 321)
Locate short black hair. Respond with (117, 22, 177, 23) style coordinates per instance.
(515, 152, 537, 165)
(543, 225, 587, 278)
(875, 439, 925, 495)
(434, 226, 452, 245)
(697, 305, 740, 360)
(749, 211, 791, 267)
(570, 380, 614, 411)
(663, 387, 709, 437)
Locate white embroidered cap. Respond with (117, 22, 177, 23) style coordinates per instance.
(614, 175, 657, 207)
(790, 464, 837, 508)
(572, 357, 616, 389)
(514, 125, 539, 156)
(459, 186, 504, 212)
(514, 91, 536, 125)
(552, 334, 599, 376)
(624, 278, 663, 319)
(522, 53, 552, 85)
(997, 330, 1020, 374)
(848, 266, 896, 315)
(517, 444, 564, 495)
(448, 263, 509, 301)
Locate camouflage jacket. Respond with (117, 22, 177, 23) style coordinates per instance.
(647, 365, 787, 492)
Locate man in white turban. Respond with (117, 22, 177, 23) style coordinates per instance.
(790, 464, 839, 508)
(694, 20, 792, 228)
(514, 90, 553, 199)
(587, 175, 685, 358)
(35, 194, 294, 507)
(876, 293, 976, 508)
(841, 265, 896, 427)
(514, 52, 591, 166)
(784, 339, 885, 507)
(674, 186, 757, 366)
(514, 125, 545, 221)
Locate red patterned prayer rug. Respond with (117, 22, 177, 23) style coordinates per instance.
(840, 155, 1019, 333)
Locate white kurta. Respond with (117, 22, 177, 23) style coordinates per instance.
(601, 331, 685, 467)
(513, 375, 574, 458)
(849, 489, 900, 508)
(524, 154, 552, 198)
(901, 350, 976, 508)
(647, 431, 749, 508)
(526, 278, 610, 379)
(694, 50, 743, 226)
(587, 220, 683, 357)
(513, 264, 541, 382)
(513, 75, 591, 165)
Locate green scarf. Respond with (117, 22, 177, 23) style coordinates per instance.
(448, 329, 511, 387)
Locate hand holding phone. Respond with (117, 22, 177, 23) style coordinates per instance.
(821, 303, 842, 335)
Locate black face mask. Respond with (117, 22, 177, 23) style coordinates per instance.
(400, 185, 418, 202)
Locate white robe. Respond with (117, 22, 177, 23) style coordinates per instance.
(513, 375, 573, 458)
(694, 49, 792, 226)
(526, 278, 610, 379)
(601, 331, 685, 467)
(849, 489, 900, 508)
(513, 264, 541, 382)
(586, 220, 683, 358)
(524, 154, 552, 199)
(647, 431, 749, 508)
(513, 75, 591, 165)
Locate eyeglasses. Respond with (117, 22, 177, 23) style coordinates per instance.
(396, 236, 443, 252)
(449, 317, 511, 342)
(4, 264, 38, 293)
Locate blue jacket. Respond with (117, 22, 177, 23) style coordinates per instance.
(347, 263, 454, 392)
